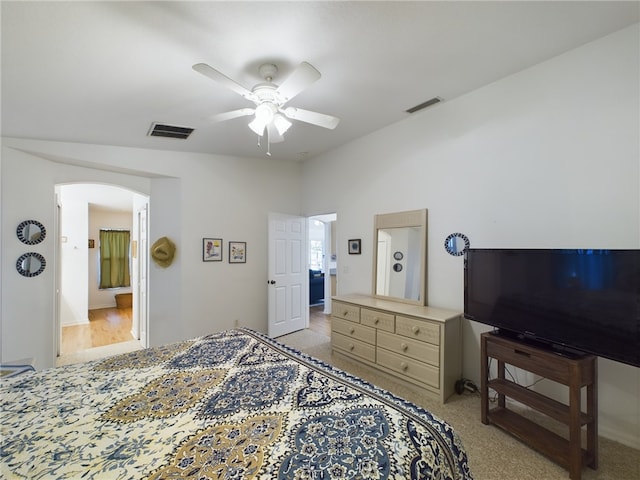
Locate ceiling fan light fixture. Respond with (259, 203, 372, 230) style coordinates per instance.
(248, 117, 267, 136)
(254, 103, 276, 123)
(249, 102, 279, 136)
(273, 113, 292, 136)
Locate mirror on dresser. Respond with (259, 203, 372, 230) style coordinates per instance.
(372, 209, 427, 306)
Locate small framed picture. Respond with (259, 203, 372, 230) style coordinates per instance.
(229, 241, 246, 263)
(348, 239, 361, 255)
(203, 238, 222, 262)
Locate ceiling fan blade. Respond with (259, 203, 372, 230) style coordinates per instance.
(209, 108, 255, 123)
(276, 62, 321, 103)
(192, 63, 253, 99)
(283, 107, 340, 130)
(267, 123, 285, 143)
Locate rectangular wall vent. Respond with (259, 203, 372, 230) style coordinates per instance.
(148, 123, 194, 139)
(405, 97, 443, 114)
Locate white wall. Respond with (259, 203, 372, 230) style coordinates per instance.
(58, 186, 89, 326)
(302, 25, 640, 448)
(1, 142, 302, 369)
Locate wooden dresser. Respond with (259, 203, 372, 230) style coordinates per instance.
(331, 293, 462, 402)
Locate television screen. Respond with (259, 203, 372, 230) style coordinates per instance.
(464, 249, 640, 367)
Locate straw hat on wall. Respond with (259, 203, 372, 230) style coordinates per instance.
(150, 236, 176, 268)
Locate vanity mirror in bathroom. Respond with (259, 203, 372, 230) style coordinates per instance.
(16, 252, 46, 277)
(372, 209, 427, 305)
(16, 220, 46, 245)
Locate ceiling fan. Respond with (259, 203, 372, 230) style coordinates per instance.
(193, 61, 340, 154)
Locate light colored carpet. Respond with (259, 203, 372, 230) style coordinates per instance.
(277, 328, 640, 480)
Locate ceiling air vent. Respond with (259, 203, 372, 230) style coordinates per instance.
(405, 97, 443, 114)
(148, 123, 194, 139)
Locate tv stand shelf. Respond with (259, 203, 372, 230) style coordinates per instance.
(481, 332, 597, 480)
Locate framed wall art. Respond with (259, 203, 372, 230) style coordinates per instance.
(203, 238, 222, 262)
(229, 241, 246, 263)
(348, 239, 361, 255)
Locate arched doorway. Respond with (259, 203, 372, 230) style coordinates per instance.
(55, 183, 149, 364)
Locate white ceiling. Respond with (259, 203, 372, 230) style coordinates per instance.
(2, 1, 638, 162)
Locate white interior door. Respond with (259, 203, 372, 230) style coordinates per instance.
(268, 212, 307, 337)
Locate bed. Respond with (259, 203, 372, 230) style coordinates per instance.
(1, 328, 472, 479)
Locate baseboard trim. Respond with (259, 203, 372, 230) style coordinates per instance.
(599, 423, 640, 450)
(89, 304, 118, 310)
(61, 318, 90, 327)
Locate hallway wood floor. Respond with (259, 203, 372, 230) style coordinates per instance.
(61, 307, 135, 355)
(309, 304, 331, 336)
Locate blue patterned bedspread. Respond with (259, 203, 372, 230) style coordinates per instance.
(0, 328, 472, 479)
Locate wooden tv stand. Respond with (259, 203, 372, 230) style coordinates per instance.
(481, 332, 597, 480)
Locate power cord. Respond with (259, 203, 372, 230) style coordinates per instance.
(454, 357, 547, 399)
(455, 378, 479, 395)
(486, 357, 546, 403)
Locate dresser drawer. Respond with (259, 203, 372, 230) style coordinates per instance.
(332, 301, 361, 323)
(332, 332, 376, 362)
(376, 348, 439, 388)
(332, 317, 376, 345)
(361, 308, 395, 332)
(377, 331, 439, 367)
(396, 315, 440, 345)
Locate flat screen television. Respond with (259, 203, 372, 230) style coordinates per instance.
(464, 249, 640, 367)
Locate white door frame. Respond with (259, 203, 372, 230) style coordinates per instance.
(54, 197, 62, 358)
(322, 220, 332, 315)
(136, 203, 149, 347)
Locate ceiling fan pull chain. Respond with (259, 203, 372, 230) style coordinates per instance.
(266, 128, 272, 156)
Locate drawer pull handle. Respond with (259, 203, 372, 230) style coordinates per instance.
(349, 343, 355, 351)
(514, 349, 531, 357)
(343, 311, 349, 317)
(374, 317, 380, 324)
(350, 328, 355, 334)
(412, 326, 420, 334)
(401, 343, 408, 352)
(400, 361, 408, 371)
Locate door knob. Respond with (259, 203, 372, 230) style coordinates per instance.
(268, 280, 276, 285)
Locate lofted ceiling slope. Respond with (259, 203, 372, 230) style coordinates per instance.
(2, 1, 638, 161)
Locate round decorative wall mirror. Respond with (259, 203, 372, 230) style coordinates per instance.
(444, 232, 470, 256)
(16, 220, 46, 245)
(16, 252, 46, 277)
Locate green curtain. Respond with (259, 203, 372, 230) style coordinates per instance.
(99, 230, 131, 289)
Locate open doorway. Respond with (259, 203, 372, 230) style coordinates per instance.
(308, 213, 336, 336)
(55, 184, 148, 365)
